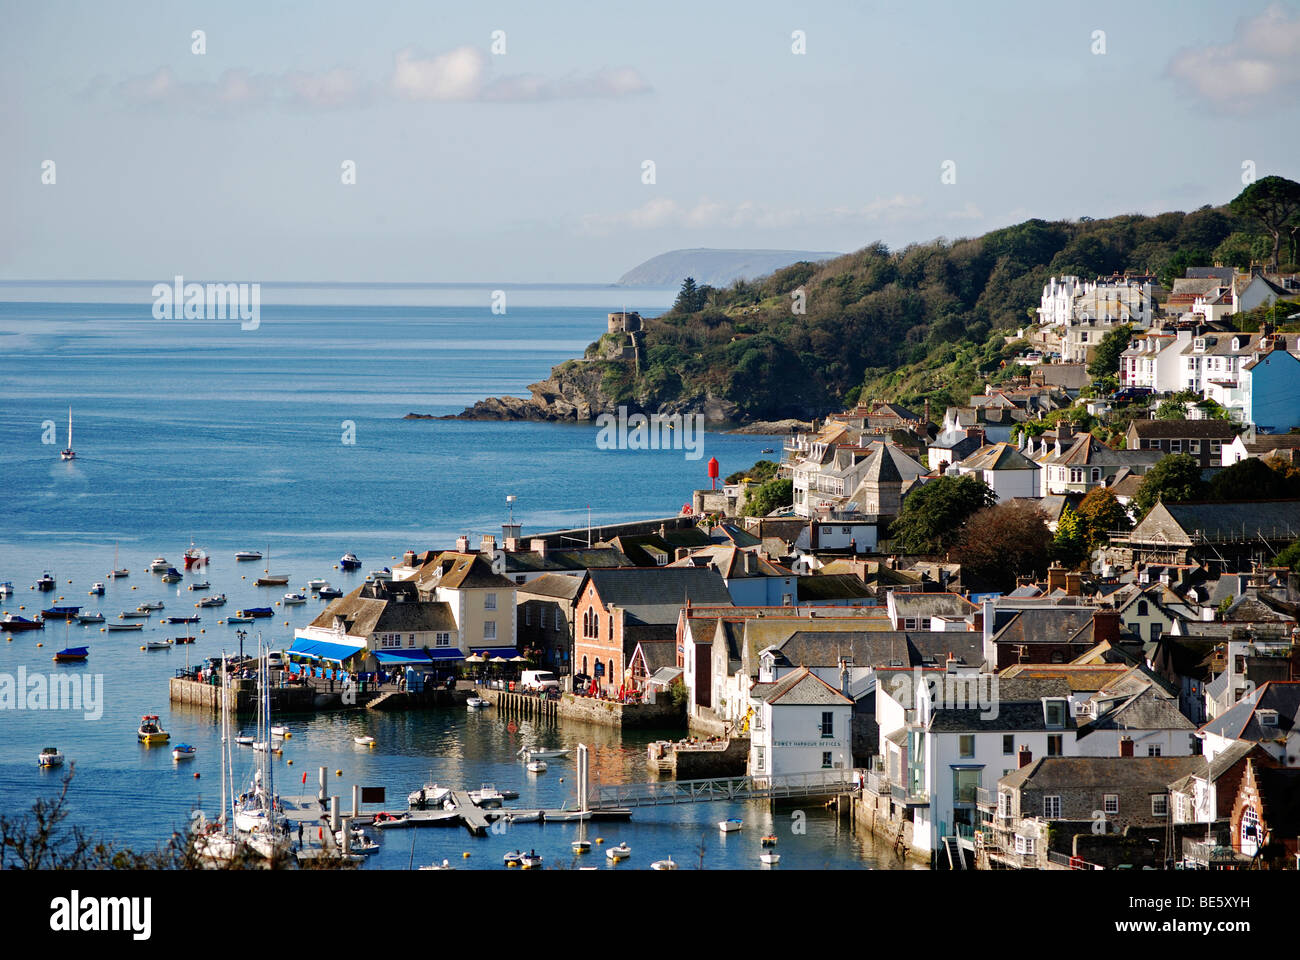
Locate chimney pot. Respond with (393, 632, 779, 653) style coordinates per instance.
(456, 536, 469, 553)
(1017, 745, 1033, 769)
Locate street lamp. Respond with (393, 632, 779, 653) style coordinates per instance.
(236, 629, 247, 661)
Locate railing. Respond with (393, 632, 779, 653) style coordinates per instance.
(864, 771, 891, 796)
(586, 770, 853, 809)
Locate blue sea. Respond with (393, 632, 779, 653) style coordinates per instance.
(0, 285, 904, 869)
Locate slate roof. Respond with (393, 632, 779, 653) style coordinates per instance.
(668, 545, 792, 578)
(1128, 419, 1238, 440)
(927, 677, 1076, 732)
(515, 573, 584, 601)
(1129, 501, 1300, 546)
(585, 567, 733, 625)
(766, 630, 911, 669)
(999, 756, 1205, 792)
(797, 574, 874, 601)
(958, 442, 1041, 472)
(310, 584, 457, 637)
(751, 666, 853, 706)
(420, 552, 518, 590)
(891, 592, 978, 619)
(1199, 681, 1300, 742)
(991, 607, 1098, 647)
(504, 547, 631, 575)
(1000, 663, 1131, 691)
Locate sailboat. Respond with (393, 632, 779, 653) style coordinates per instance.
(108, 542, 129, 579)
(60, 407, 75, 461)
(196, 653, 243, 866)
(232, 641, 290, 859)
(255, 545, 289, 587)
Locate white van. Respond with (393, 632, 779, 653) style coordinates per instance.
(519, 670, 560, 692)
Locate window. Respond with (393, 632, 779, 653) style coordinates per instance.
(1069, 468, 1084, 484)
(903, 618, 918, 630)
(1044, 795, 1061, 818)
(842, 526, 851, 535)
(1170, 439, 1182, 454)
(1147, 745, 1161, 757)
(1136, 600, 1148, 617)
(1211, 441, 1222, 455)
(1003, 734, 1014, 755)
(525, 606, 532, 626)
(959, 735, 975, 758)
(1044, 699, 1066, 728)
(435, 632, 450, 647)
(484, 593, 497, 610)
(998, 792, 1010, 818)
(1047, 734, 1063, 756)
(1151, 795, 1168, 817)
(1190, 440, 1201, 454)
(1090, 468, 1101, 482)
(538, 608, 547, 630)
(483, 621, 496, 641)
(1104, 795, 1119, 814)
(514, 575, 526, 584)
(821, 711, 835, 738)
(822, 752, 833, 769)
(755, 746, 765, 772)
(1015, 834, 1035, 856)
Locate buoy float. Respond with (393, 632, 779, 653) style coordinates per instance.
(35, 642, 42, 648)
(132, 586, 137, 590)
(463, 852, 470, 859)
(596, 837, 604, 844)
(194, 772, 200, 779)
(336, 769, 342, 776)
(287, 759, 293, 765)
(283, 732, 291, 739)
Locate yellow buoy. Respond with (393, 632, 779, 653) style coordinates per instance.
(336, 769, 342, 776)
(596, 837, 604, 844)
(194, 772, 200, 779)
(35, 642, 42, 648)
(275, 602, 280, 606)
(200, 629, 205, 634)
(18, 605, 24, 610)
(462, 852, 470, 859)
(140, 646, 145, 651)
(287, 759, 293, 765)
(283, 732, 291, 739)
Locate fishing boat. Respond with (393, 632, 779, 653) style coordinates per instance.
(605, 842, 632, 861)
(89, 582, 105, 596)
(172, 743, 197, 761)
(234, 550, 262, 561)
(225, 615, 254, 624)
(38, 747, 64, 768)
(165, 615, 200, 624)
(119, 610, 149, 619)
(408, 784, 450, 808)
(526, 760, 548, 773)
(339, 553, 361, 570)
(718, 818, 743, 833)
(760, 852, 781, 865)
(466, 696, 490, 710)
(188, 580, 210, 591)
(107, 621, 143, 631)
(139, 601, 164, 611)
(148, 557, 171, 573)
(0, 581, 12, 597)
(367, 568, 392, 581)
(76, 612, 105, 624)
(518, 747, 570, 761)
(142, 639, 172, 650)
(237, 607, 274, 619)
(41, 605, 80, 620)
(317, 585, 342, 599)
(1, 614, 44, 632)
(651, 856, 678, 870)
(161, 567, 183, 583)
(761, 835, 778, 847)
(108, 543, 128, 580)
(183, 541, 206, 569)
(138, 714, 169, 744)
(354, 735, 376, 747)
(60, 407, 75, 460)
(520, 852, 543, 869)
(53, 646, 89, 663)
(196, 593, 226, 607)
(282, 593, 306, 605)
(36, 571, 56, 592)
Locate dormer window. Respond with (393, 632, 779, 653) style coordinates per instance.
(1194, 338, 1206, 352)
(1233, 337, 1242, 351)
(1258, 709, 1279, 729)
(1043, 698, 1067, 729)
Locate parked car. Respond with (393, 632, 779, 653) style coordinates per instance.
(520, 670, 560, 692)
(1109, 386, 1154, 403)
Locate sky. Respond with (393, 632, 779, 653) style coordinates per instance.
(3, 0, 1300, 283)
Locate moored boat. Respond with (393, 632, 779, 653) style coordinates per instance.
(339, 553, 361, 570)
(317, 585, 342, 599)
(282, 593, 306, 605)
(76, 612, 105, 624)
(518, 747, 570, 761)
(183, 542, 206, 569)
(60, 407, 75, 460)
(354, 735, 376, 747)
(89, 582, 105, 596)
(53, 646, 89, 663)
(718, 818, 743, 833)
(1, 614, 44, 632)
(106, 621, 143, 631)
(408, 784, 450, 808)
(237, 607, 274, 619)
(148, 557, 170, 573)
(605, 842, 632, 861)
(306, 578, 328, 591)
(571, 840, 591, 854)
(196, 593, 226, 607)
(466, 696, 490, 710)
(172, 743, 197, 761)
(526, 760, 548, 773)
(367, 568, 392, 581)
(188, 580, 210, 591)
(41, 605, 80, 620)
(0, 581, 12, 597)
(225, 615, 254, 623)
(142, 639, 172, 650)
(760, 852, 781, 865)
(38, 747, 64, 768)
(138, 714, 169, 744)
(651, 856, 678, 870)
(255, 574, 289, 587)
(119, 610, 150, 619)
(138, 601, 164, 611)
(165, 615, 199, 624)
(36, 572, 56, 592)
(234, 550, 262, 561)
(161, 567, 183, 583)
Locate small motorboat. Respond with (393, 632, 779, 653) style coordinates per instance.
(282, 593, 307, 605)
(142, 639, 172, 650)
(526, 760, 548, 773)
(76, 612, 105, 624)
(606, 842, 632, 861)
(237, 607, 274, 619)
(138, 715, 169, 744)
(651, 856, 678, 870)
(251, 741, 280, 753)
(504, 811, 541, 824)
(188, 580, 210, 591)
(571, 840, 591, 854)
(503, 850, 523, 867)
(172, 743, 197, 761)
(196, 594, 226, 607)
(165, 615, 200, 624)
(408, 784, 450, 808)
(138, 601, 164, 611)
(235, 550, 262, 561)
(354, 735, 376, 747)
(518, 747, 570, 761)
(466, 696, 490, 710)
(336, 828, 379, 854)
(760, 852, 781, 865)
(225, 615, 255, 624)
(367, 568, 392, 581)
(161, 567, 183, 583)
(470, 784, 508, 806)
(235, 733, 255, 746)
(148, 557, 171, 573)
(760, 447, 775, 454)
(718, 818, 743, 833)
(317, 585, 342, 599)
(119, 610, 150, 619)
(106, 621, 143, 631)
(1, 614, 44, 632)
(38, 747, 64, 768)
(36, 572, 56, 592)
(108, 568, 129, 579)
(41, 605, 80, 620)
(307, 578, 328, 591)
(89, 582, 105, 596)
(761, 835, 778, 847)
(173, 635, 196, 644)
(520, 852, 543, 869)
(0, 581, 13, 598)
(339, 553, 361, 570)
(53, 646, 89, 663)
(270, 725, 289, 738)
(419, 860, 455, 871)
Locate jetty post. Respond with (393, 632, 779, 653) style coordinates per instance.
(330, 795, 340, 832)
(318, 766, 327, 804)
(340, 818, 351, 855)
(352, 783, 360, 818)
(577, 743, 589, 814)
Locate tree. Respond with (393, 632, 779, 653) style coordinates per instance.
(1086, 324, 1134, 379)
(1230, 176, 1300, 269)
(1132, 453, 1207, 518)
(742, 477, 793, 517)
(1052, 504, 1089, 568)
(952, 501, 1053, 592)
(1213, 232, 1272, 270)
(673, 277, 703, 314)
(1075, 486, 1130, 548)
(1273, 540, 1300, 570)
(889, 474, 997, 554)
(725, 459, 777, 485)
(1208, 456, 1300, 501)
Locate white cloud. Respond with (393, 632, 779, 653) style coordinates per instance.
(579, 195, 925, 235)
(1166, 3, 1300, 107)
(394, 48, 651, 102)
(391, 47, 487, 101)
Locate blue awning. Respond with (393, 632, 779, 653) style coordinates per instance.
(289, 637, 367, 663)
(468, 648, 518, 660)
(373, 649, 464, 665)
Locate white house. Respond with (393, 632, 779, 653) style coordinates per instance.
(747, 666, 854, 778)
(952, 442, 1041, 502)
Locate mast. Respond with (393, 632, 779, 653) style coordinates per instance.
(220, 652, 229, 831)
(67, 407, 72, 449)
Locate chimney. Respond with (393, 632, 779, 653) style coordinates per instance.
(1057, 421, 1074, 444)
(1047, 563, 1066, 593)
(1017, 745, 1033, 769)
(530, 538, 548, 558)
(505, 538, 519, 553)
(456, 536, 470, 553)
(675, 547, 692, 562)
(403, 550, 416, 567)
(480, 534, 497, 555)
(743, 552, 757, 575)
(1065, 571, 1083, 597)
(839, 657, 853, 697)
(1092, 609, 1121, 646)
(1119, 736, 1134, 758)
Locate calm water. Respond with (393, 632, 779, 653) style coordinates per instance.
(0, 292, 903, 868)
